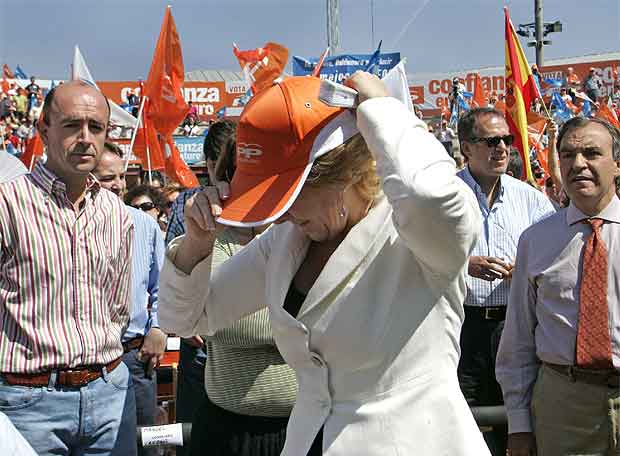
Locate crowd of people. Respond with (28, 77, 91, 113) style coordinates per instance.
(0, 76, 45, 156)
(0, 64, 619, 456)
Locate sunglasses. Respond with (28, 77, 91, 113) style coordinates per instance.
(132, 201, 156, 212)
(470, 134, 515, 147)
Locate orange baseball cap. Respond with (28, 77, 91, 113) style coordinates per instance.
(217, 76, 358, 227)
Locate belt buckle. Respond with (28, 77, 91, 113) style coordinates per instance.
(484, 307, 494, 320)
(62, 369, 90, 387)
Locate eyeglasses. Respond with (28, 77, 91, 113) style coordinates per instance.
(132, 201, 156, 212)
(470, 134, 515, 148)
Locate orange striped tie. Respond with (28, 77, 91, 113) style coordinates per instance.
(576, 218, 614, 369)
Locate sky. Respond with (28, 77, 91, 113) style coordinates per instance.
(0, 0, 618, 81)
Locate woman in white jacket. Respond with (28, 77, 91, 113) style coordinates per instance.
(159, 72, 489, 455)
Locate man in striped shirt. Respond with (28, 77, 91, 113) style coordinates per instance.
(0, 81, 136, 455)
(94, 142, 166, 456)
(456, 108, 555, 456)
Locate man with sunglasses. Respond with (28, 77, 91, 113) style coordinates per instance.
(456, 108, 555, 456)
(93, 143, 166, 456)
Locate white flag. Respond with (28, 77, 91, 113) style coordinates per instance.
(72, 46, 137, 128)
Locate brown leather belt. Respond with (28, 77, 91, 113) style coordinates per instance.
(545, 362, 620, 388)
(464, 306, 506, 321)
(2, 357, 122, 387)
(122, 336, 144, 353)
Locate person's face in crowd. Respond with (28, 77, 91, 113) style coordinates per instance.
(545, 179, 561, 204)
(275, 183, 355, 242)
(39, 83, 109, 183)
(130, 194, 160, 221)
(559, 123, 620, 215)
(462, 114, 511, 180)
(150, 177, 163, 189)
(93, 150, 126, 197)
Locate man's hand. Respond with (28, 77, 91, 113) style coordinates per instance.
(138, 327, 168, 373)
(468, 256, 514, 281)
(507, 432, 537, 456)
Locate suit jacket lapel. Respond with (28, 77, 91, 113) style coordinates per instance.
(298, 196, 393, 319)
(265, 223, 309, 316)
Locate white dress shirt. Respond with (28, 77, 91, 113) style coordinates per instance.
(159, 97, 489, 455)
(496, 196, 620, 434)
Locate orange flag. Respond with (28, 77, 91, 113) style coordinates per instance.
(596, 97, 620, 129)
(143, 6, 189, 138)
(472, 73, 488, 108)
(133, 125, 165, 170)
(2, 64, 14, 79)
(1, 77, 8, 94)
(233, 42, 289, 94)
(163, 135, 199, 188)
(20, 132, 44, 170)
(504, 7, 539, 182)
(527, 112, 549, 177)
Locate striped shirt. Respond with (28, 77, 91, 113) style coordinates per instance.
(123, 206, 165, 341)
(0, 163, 133, 373)
(457, 167, 554, 307)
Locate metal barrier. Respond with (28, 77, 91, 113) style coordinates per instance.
(137, 407, 507, 448)
(137, 423, 192, 449)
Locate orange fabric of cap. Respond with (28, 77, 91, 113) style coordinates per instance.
(218, 76, 345, 227)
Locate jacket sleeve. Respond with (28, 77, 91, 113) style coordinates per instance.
(356, 97, 481, 279)
(158, 230, 272, 338)
(495, 233, 540, 434)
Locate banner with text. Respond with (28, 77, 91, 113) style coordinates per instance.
(98, 80, 249, 122)
(292, 52, 401, 82)
(408, 58, 620, 114)
(111, 135, 205, 167)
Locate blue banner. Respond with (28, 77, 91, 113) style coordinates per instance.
(173, 136, 205, 166)
(292, 52, 401, 83)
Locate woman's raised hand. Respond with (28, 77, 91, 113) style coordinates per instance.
(345, 71, 389, 105)
(184, 183, 230, 245)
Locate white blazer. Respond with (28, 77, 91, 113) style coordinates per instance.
(159, 98, 489, 455)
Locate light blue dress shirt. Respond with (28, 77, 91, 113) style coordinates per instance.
(0, 150, 27, 184)
(123, 206, 165, 341)
(457, 167, 555, 307)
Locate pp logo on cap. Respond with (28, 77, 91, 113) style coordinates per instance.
(238, 143, 263, 163)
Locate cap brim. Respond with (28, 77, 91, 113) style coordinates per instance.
(217, 162, 312, 228)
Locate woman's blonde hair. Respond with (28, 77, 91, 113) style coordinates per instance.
(305, 133, 380, 202)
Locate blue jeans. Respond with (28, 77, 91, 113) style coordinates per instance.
(0, 361, 137, 456)
(122, 349, 157, 456)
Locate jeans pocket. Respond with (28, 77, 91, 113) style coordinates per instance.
(107, 362, 130, 391)
(0, 381, 44, 411)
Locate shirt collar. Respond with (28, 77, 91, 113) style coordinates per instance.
(461, 166, 506, 200)
(566, 195, 620, 226)
(31, 162, 101, 199)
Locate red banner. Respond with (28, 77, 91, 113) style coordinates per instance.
(98, 80, 248, 122)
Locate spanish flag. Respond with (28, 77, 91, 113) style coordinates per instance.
(504, 7, 539, 182)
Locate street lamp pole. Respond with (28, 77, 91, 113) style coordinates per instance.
(534, 0, 544, 67)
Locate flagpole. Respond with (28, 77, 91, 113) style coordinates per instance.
(125, 96, 147, 172)
(29, 150, 37, 172)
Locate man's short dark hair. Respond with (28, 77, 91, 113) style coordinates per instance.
(457, 107, 506, 146)
(41, 81, 111, 127)
(103, 141, 124, 159)
(557, 117, 620, 162)
(203, 119, 236, 163)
